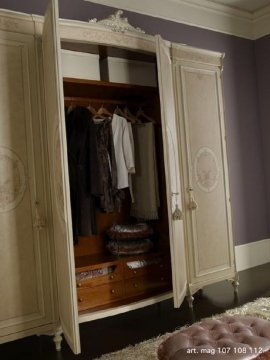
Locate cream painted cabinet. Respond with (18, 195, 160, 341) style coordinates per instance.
(53, 10, 237, 350)
(0, 0, 237, 354)
(0, 25, 54, 343)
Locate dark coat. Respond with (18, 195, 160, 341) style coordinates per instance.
(94, 118, 118, 213)
(65, 106, 98, 243)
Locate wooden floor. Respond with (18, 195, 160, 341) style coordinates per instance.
(1, 262, 270, 360)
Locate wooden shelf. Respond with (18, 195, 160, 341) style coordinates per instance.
(63, 77, 159, 105)
(75, 253, 119, 271)
(75, 249, 167, 272)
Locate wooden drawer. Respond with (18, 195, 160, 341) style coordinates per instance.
(124, 256, 169, 279)
(76, 262, 123, 288)
(124, 274, 171, 298)
(77, 281, 124, 311)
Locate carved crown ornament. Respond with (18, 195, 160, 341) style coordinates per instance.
(89, 9, 145, 34)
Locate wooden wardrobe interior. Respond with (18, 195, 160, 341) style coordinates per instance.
(62, 42, 172, 313)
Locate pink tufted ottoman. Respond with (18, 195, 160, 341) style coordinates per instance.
(158, 316, 270, 360)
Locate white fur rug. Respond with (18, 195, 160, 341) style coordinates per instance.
(93, 297, 270, 360)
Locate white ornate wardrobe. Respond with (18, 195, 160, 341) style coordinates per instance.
(0, 0, 238, 354)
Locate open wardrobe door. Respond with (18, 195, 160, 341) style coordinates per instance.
(42, 0, 80, 354)
(156, 35, 187, 308)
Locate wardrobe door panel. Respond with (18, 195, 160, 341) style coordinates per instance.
(42, 0, 80, 354)
(0, 31, 53, 339)
(173, 58, 235, 288)
(156, 35, 187, 308)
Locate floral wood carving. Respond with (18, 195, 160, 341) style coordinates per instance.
(0, 147, 26, 213)
(0, 18, 19, 31)
(194, 147, 220, 193)
(89, 10, 145, 34)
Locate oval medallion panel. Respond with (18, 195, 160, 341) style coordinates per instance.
(0, 147, 26, 212)
(194, 147, 220, 193)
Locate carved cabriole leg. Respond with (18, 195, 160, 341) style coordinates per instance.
(53, 326, 63, 351)
(187, 295, 194, 309)
(186, 285, 194, 309)
(231, 272, 240, 294)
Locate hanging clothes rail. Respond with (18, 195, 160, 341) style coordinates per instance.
(64, 96, 145, 107)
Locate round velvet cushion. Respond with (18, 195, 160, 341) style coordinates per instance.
(106, 238, 153, 255)
(107, 223, 153, 240)
(158, 316, 270, 360)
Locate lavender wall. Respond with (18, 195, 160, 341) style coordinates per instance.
(1, 0, 268, 245)
(0, 0, 48, 15)
(255, 35, 270, 231)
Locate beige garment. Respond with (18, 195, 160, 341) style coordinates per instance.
(111, 113, 135, 187)
(131, 122, 160, 220)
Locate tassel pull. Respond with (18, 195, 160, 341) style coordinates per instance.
(188, 187, 198, 211)
(172, 193, 183, 221)
(172, 204, 183, 221)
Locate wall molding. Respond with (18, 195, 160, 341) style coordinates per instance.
(84, 0, 270, 39)
(235, 238, 270, 272)
(252, 7, 270, 39)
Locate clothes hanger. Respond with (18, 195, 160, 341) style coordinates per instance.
(136, 107, 155, 123)
(97, 105, 112, 116)
(114, 105, 125, 117)
(123, 106, 140, 124)
(87, 103, 97, 115)
(67, 103, 74, 115)
(67, 105, 73, 114)
(93, 104, 112, 121)
(113, 106, 138, 124)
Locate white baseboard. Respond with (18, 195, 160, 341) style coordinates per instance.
(235, 238, 270, 271)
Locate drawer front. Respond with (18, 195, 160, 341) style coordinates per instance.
(77, 281, 124, 311)
(76, 262, 123, 288)
(124, 274, 171, 298)
(124, 259, 169, 279)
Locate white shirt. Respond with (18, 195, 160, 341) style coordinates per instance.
(111, 114, 135, 191)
